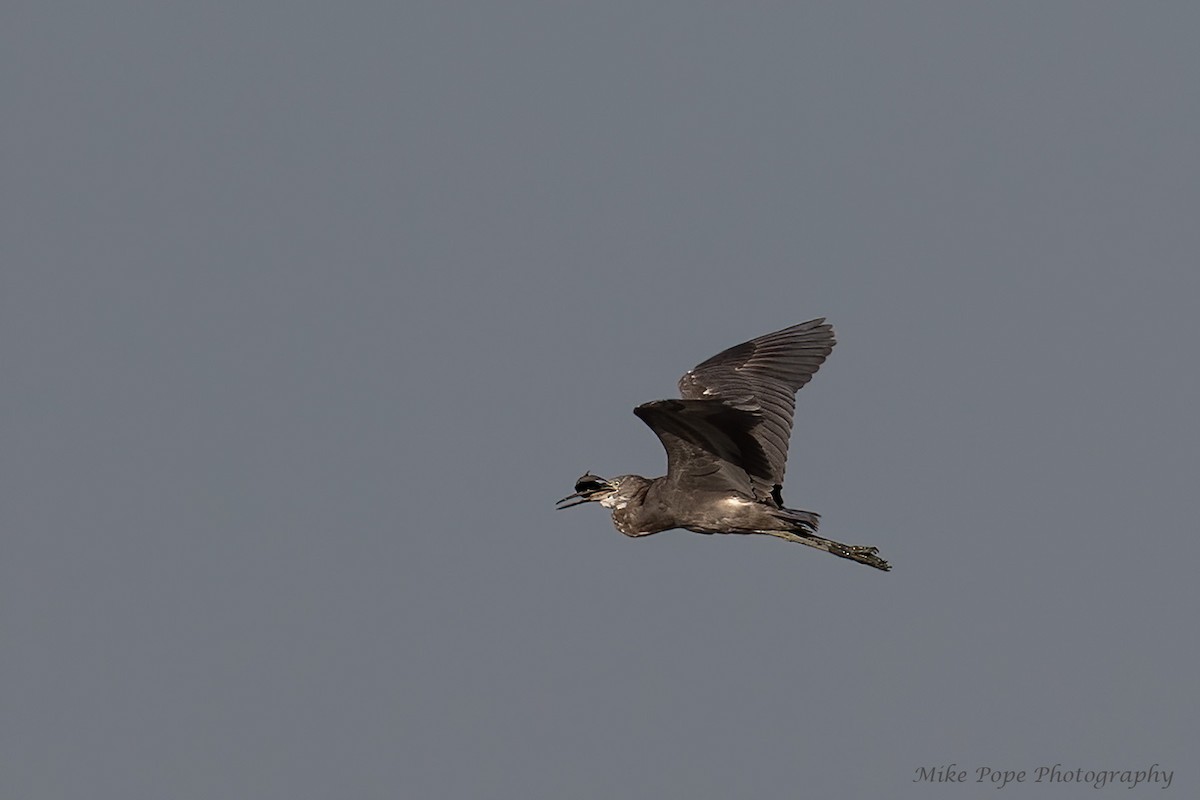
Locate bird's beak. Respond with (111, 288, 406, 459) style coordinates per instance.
(557, 473, 613, 510)
(555, 491, 594, 510)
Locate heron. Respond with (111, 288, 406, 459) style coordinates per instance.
(556, 318, 890, 571)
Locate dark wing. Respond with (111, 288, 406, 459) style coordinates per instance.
(665, 318, 835, 502)
(633, 399, 768, 496)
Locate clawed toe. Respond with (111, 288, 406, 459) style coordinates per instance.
(836, 544, 891, 571)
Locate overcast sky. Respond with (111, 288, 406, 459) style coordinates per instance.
(3, 3, 1198, 798)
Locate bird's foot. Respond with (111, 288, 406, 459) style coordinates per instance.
(833, 543, 891, 571)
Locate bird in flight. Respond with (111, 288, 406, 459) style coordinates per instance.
(556, 318, 890, 570)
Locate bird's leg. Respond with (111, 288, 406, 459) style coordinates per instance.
(765, 530, 891, 571)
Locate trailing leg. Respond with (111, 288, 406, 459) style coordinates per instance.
(765, 530, 891, 571)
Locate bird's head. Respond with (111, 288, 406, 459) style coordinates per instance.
(555, 472, 639, 510)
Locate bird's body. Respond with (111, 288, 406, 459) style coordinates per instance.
(557, 319, 890, 571)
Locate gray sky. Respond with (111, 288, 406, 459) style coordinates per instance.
(4, 3, 1198, 798)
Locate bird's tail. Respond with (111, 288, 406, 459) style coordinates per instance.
(772, 506, 821, 534)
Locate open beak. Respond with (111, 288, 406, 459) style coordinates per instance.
(555, 473, 613, 510)
(555, 491, 594, 510)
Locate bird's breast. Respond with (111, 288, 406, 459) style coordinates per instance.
(610, 505, 668, 538)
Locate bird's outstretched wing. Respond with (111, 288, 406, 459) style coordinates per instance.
(635, 319, 835, 503)
(633, 399, 767, 496)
